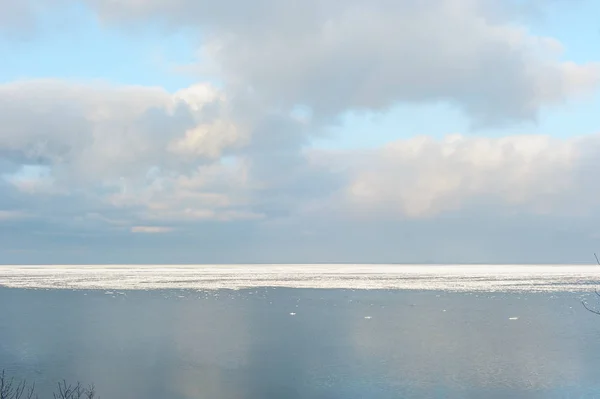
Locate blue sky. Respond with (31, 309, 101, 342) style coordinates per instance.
(0, 0, 599, 264)
(0, 3, 200, 90)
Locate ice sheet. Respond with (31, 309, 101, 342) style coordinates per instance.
(1, 264, 599, 292)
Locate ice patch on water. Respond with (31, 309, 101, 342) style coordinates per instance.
(0, 264, 599, 292)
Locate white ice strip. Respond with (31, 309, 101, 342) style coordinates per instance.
(0, 264, 599, 292)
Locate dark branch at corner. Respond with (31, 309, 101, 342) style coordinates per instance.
(0, 371, 96, 399)
(582, 254, 600, 315)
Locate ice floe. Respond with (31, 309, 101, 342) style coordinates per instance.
(0, 264, 599, 292)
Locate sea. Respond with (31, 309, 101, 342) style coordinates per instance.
(2, 264, 600, 398)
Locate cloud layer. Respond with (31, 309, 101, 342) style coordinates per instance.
(0, 0, 599, 263)
(85, 0, 600, 125)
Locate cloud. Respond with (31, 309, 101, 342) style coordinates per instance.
(0, 77, 599, 263)
(338, 133, 581, 218)
(0, 210, 30, 221)
(131, 226, 174, 234)
(0, 79, 243, 180)
(85, 0, 599, 125)
(168, 120, 246, 159)
(0, 0, 40, 35)
(0, 80, 253, 226)
(0, 1, 600, 263)
(0, 79, 326, 232)
(0, 0, 72, 37)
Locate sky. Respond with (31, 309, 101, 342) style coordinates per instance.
(0, 0, 600, 264)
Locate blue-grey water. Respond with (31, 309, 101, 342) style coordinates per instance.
(2, 287, 600, 398)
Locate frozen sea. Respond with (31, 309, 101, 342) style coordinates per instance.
(2, 264, 600, 398)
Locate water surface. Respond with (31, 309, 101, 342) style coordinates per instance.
(2, 286, 600, 398)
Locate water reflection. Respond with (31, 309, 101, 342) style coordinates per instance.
(1, 288, 600, 398)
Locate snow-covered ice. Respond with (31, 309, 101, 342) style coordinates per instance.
(0, 264, 599, 292)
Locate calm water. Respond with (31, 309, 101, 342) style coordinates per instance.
(2, 287, 600, 398)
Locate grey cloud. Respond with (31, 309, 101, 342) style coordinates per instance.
(85, 0, 599, 126)
(0, 0, 39, 35)
(3, 79, 600, 264)
(0, 80, 340, 237)
(0, 82, 227, 229)
(0, 0, 70, 36)
(2, 79, 600, 264)
(1, 0, 600, 263)
(241, 207, 600, 264)
(2, 207, 598, 264)
(0, 81, 231, 184)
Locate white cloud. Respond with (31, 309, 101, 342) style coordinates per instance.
(131, 226, 174, 234)
(320, 133, 594, 219)
(108, 159, 265, 223)
(168, 120, 247, 159)
(0, 210, 30, 221)
(86, 0, 600, 125)
(0, 80, 245, 179)
(0, 80, 262, 227)
(172, 84, 223, 111)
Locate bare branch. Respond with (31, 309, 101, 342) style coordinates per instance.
(26, 383, 36, 399)
(52, 381, 95, 399)
(581, 254, 600, 316)
(0, 371, 36, 399)
(1, 371, 92, 399)
(582, 300, 600, 315)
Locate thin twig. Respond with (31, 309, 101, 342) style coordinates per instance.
(582, 300, 600, 315)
